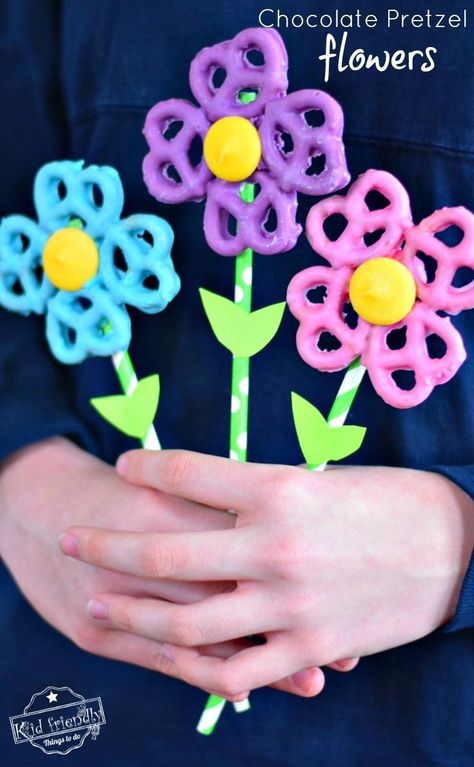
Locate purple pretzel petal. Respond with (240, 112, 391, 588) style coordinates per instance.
(259, 90, 350, 196)
(143, 99, 212, 203)
(204, 172, 301, 256)
(189, 28, 288, 122)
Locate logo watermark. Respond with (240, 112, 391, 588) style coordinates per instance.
(9, 685, 106, 755)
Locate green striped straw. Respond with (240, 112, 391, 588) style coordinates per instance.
(229, 182, 254, 462)
(313, 357, 367, 472)
(111, 350, 161, 450)
(197, 94, 258, 735)
(196, 182, 254, 736)
(68, 220, 161, 452)
(228, 88, 257, 464)
(197, 358, 366, 734)
(197, 693, 249, 736)
(197, 90, 258, 735)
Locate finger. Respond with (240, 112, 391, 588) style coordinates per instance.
(139, 491, 236, 533)
(97, 631, 324, 700)
(193, 639, 325, 698)
(143, 580, 237, 605)
(195, 639, 325, 697)
(116, 449, 278, 512)
(285, 667, 326, 696)
(87, 628, 245, 702)
(85, 629, 246, 701)
(328, 657, 360, 672)
(88, 627, 176, 673)
(61, 525, 262, 580)
(113, 570, 235, 605)
(87, 590, 280, 645)
(165, 635, 311, 696)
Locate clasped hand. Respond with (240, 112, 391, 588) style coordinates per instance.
(60, 449, 473, 703)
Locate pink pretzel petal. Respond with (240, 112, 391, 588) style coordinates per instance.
(259, 90, 350, 196)
(143, 99, 212, 203)
(363, 303, 467, 408)
(189, 28, 288, 122)
(306, 170, 413, 268)
(287, 265, 370, 371)
(402, 207, 474, 315)
(204, 172, 301, 256)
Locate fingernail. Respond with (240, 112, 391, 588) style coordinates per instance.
(59, 532, 79, 557)
(116, 454, 129, 476)
(159, 643, 175, 663)
(291, 670, 314, 693)
(87, 599, 109, 620)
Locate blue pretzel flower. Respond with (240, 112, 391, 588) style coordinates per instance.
(0, 160, 180, 363)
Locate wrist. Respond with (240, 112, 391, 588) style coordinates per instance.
(0, 437, 83, 557)
(428, 471, 474, 625)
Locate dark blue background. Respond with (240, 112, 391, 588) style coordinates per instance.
(0, 1, 473, 764)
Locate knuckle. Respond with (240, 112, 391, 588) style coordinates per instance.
(332, 658, 359, 672)
(85, 532, 106, 567)
(267, 470, 299, 510)
(169, 619, 202, 647)
(139, 539, 175, 578)
(284, 591, 315, 623)
(215, 668, 248, 699)
(74, 622, 102, 653)
(303, 630, 337, 666)
(113, 603, 134, 632)
(127, 451, 148, 481)
(153, 651, 177, 677)
(163, 451, 196, 491)
(271, 532, 306, 580)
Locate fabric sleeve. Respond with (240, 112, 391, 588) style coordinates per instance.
(0, 1, 99, 463)
(432, 464, 474, 633)
(0, 313, 99, 462)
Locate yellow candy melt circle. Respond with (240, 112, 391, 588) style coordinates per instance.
(203, 116, 262, 182)
(43, 228, 99, 292)
(349, 257, 417, 326)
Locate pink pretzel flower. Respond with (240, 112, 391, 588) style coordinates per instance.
(287, 169, 474, 408)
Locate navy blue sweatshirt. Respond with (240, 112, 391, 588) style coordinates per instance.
(0, 1, 473, 764)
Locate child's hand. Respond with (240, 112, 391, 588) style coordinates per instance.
(0, 438, 325, 698)
(62, 449, 474, 701)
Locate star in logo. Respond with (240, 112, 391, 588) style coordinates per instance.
(46, 691, 58, 704)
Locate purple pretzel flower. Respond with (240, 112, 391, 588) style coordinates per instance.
(143, 28, 350, 256)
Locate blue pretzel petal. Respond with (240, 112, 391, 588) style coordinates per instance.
(34, 160, 124, 239)
(100, 214, 181, 314)
(0, 215, 54, 314)
(46, 281, 131, 364)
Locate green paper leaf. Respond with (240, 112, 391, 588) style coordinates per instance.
(90, 374, 160, 439)
(199, 288, 285, 357)
(291, 392, 366, 467)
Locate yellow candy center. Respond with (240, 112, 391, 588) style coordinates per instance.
(349, 257, 417, 326)
(42, 227, 99, 292)
(203, 116, 262, 182)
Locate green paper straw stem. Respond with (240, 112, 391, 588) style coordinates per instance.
(111, 350, 161, 450)
(229, 197, 253, 462)
(197, 89, 258, 736)
(197, 358, 367, 734)
(196, 186, 254, 736)
(313, 357, 367, 472)
(196, 695, 226, 736)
